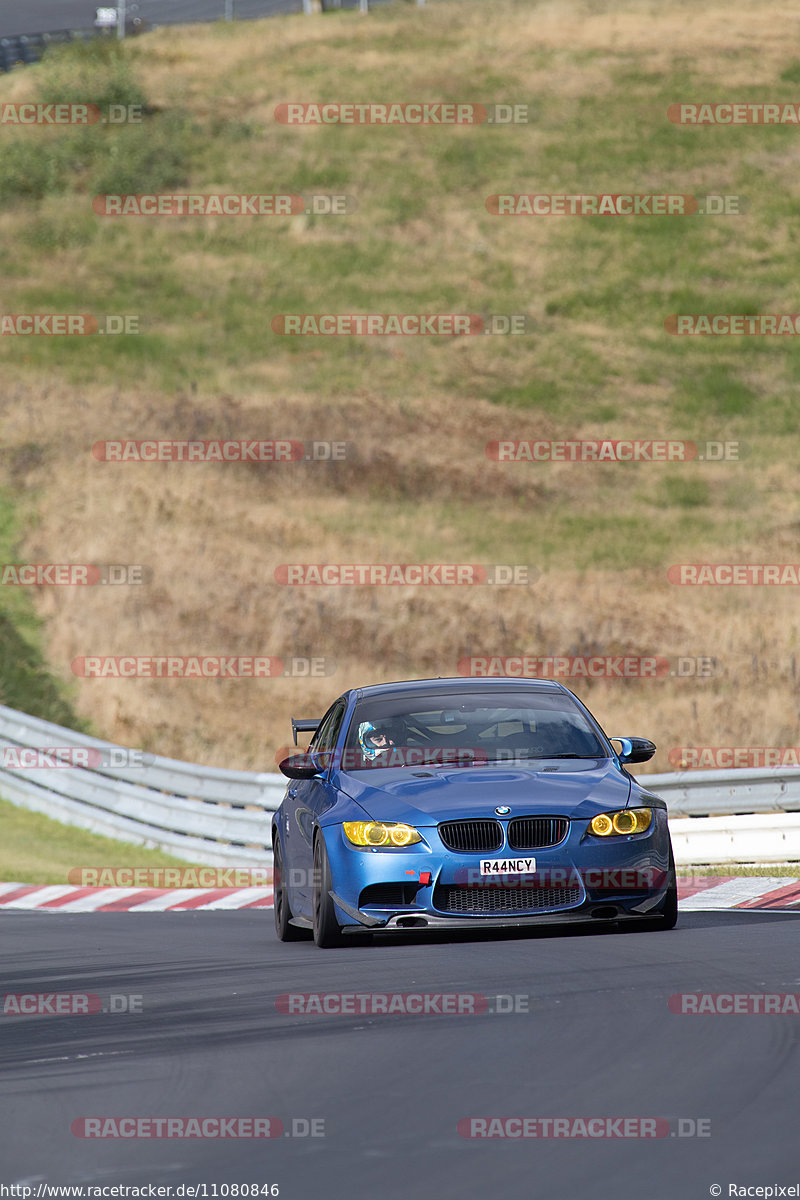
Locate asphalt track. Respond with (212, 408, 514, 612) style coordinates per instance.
(3, 909, 800, 1198)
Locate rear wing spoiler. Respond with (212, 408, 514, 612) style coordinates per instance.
(292, 718, 321, 746)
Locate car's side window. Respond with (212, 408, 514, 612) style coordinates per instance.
(311, 701, 346, 754)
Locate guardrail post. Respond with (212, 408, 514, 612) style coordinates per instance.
(117, 0, 126, 39)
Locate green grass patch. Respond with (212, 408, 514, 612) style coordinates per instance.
(659, 476, 710, 508)
(311, 490, 750, 571)
(0, 140, 74, 204)
(0, 40, 192, 207)
(0, 796, 204, 885)
(674, 365, 759, 418)
(36, 37, 147, 112)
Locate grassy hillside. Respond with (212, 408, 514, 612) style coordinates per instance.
(0, 488, 90, 727)
(0, 0, 798, 772)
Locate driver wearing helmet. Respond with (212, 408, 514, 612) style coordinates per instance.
(358, 721, 396, 762)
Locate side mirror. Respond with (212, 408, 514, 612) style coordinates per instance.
(610, 737, 656, 765)
(279, 752, 329, 780)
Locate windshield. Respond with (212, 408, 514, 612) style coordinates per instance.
(341, 689, 608, 770)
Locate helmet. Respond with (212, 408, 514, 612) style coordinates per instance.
(358, 721, 391, 761)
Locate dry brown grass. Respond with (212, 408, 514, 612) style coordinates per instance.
(2, 378, 799, 773)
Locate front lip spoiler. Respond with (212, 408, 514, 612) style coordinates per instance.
(337, 904, 669, 933)
(380, 911, 597, 930)
(329, 890, 383, 927)
(330, 882, 672, 931)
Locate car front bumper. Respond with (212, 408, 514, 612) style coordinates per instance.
(321, 811, 673, 933)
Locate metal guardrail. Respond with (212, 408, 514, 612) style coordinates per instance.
(1, 702, 800, 866)
(0, 705, 285, 867)
(644, 767, 800, 818)
(644, 767, 800, 864)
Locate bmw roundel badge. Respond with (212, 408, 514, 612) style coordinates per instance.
(495, 805, 511, 815)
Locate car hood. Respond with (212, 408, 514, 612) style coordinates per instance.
(333, 759, 633, 824)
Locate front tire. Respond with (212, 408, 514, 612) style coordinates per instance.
(273, 835, 309, 941)
(650, 849, 678, 930)
(312, 835, 343, 948)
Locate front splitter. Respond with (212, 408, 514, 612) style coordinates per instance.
(339, 907, 665, 933)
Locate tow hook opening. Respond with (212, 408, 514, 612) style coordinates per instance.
(591, 906, 620, 920)
(396, 916, 428, 928)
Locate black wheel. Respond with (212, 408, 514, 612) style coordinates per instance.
(650, 848, 678, 930)
(312, 835, 343, 948)
(273, 835, 309, 941)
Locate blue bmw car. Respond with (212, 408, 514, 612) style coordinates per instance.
(273, 677, 677, 947)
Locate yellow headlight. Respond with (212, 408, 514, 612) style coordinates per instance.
(589, 813, 614, 837)
(631, 808, 653, 832)
(612, 810, 638, 835)
(343, 821, 421, 847)
(590, 808, 652, 837)
(389, 824, 416, 846)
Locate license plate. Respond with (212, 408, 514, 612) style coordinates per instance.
(479, 857, 536, 876)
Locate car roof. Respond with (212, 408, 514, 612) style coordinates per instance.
(349, 677, 571, 702)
